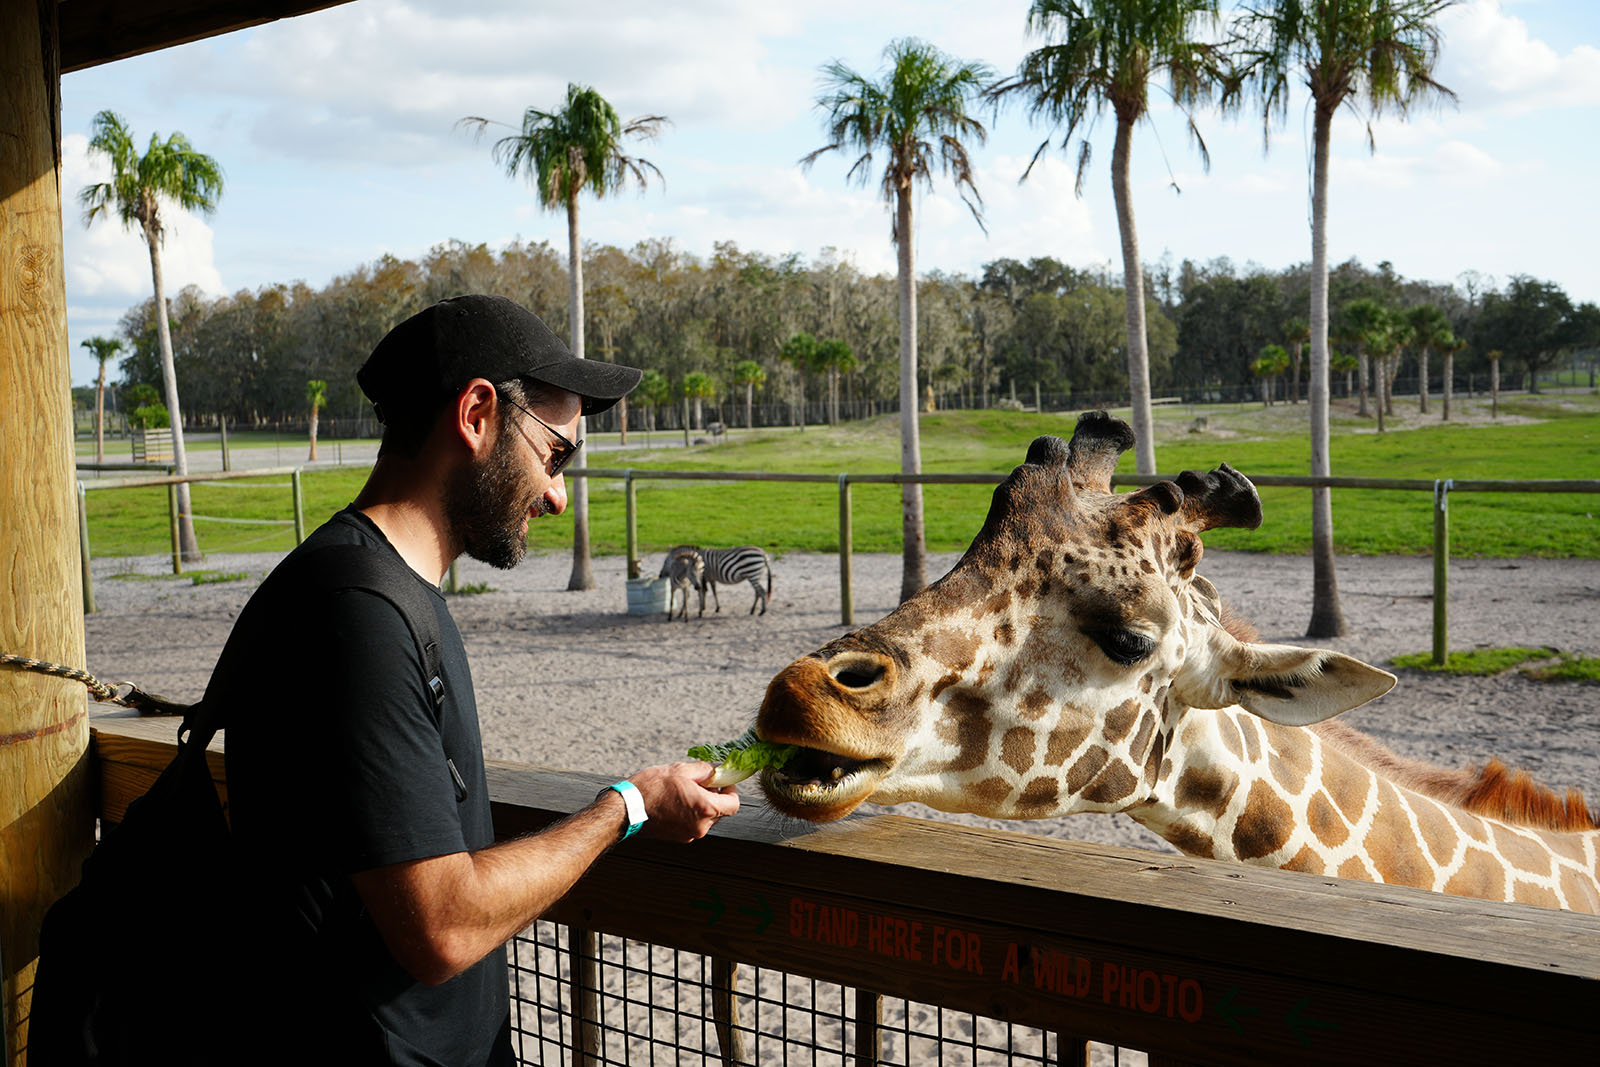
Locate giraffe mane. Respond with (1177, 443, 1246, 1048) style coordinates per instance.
(1312, 719, 1600, 833)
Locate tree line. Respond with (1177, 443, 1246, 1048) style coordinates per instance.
(96, 241, 1595, 430)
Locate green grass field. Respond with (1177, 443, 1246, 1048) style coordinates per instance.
(80, 393, 1600, 560)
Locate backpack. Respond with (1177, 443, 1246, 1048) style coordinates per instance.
(29, 544, 446, 1066)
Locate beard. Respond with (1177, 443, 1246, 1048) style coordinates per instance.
(443, 428, 550, 570)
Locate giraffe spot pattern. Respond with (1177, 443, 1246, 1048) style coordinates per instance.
(1128, 713, 1157, 768)
(1367, 781, 1433, 889)
(935, 693, 995, 774)
(1174, 765, 1239, 819)
(1512, 882, 1561, 909)
(994, 621, 1015, 647)
(1019, 776, 1061, 815)
(1001, 727, 1036, 775)
(1142, 731, 1166, 788)
(1237, 717, 1262, 764)
(1267, 742, 1310, 796)
(1443, 849, 1508, 901)
(1044, 721, 1091, 766)
(1285, 846, 1325, 873)
(972, 776, 1012, 810)
(1083, 760, 1139, 805)
(1019, 686, 1052, 721)
(1412, 796, 1460, 869)
(1216, 718, 1244, 762)
(1560, 868, 1600, 913)
(1232, 781, 1294, 860)
(1165, 823, 1214, 858)
(923, 628, 981, 673)
(1490, 824, 1554, 880)
(1102, 699, 1139, 745)
(1338, 856, 1371, 881)
(930, 672, 963, 701)
(1067, 746, 1112, 794)
(1307, 792, 1349, 848)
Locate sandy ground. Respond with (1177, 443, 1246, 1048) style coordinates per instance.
(82, 543, 1600, 857)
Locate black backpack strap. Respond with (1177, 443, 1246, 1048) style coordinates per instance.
(183, 543, 446, 748)
(294, 543, 447, 720)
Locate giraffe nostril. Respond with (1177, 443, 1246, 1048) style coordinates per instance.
(831, 660, 886, 689)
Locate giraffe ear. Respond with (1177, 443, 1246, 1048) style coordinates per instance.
(1173, 635, 1396, 727)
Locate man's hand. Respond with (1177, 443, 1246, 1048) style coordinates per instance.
(626, 761, 741, 842)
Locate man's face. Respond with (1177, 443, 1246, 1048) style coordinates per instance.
(445, 391, 578, 569)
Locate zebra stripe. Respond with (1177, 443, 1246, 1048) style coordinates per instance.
(662, 545, 772, 616)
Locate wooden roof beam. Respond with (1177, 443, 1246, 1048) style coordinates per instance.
(59, 0, 354, 73)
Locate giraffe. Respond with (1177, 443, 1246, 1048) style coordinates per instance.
(755, 411, 1600, 912)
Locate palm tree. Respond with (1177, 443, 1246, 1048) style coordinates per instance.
(732, 360, 766, 429)
(992, 0, 1225, 475)
(1252, 344, 1290, 405)
(460, 86, 668, 590)
(81, 111, 223, 563)
(1283, 315, 1308, 404)
(1233, 0, 1454, 637)
(1439, 331, 1465, 420)
(1407, 304, 1450, 414)
(802, 38, 993, 602)
(306, 379, 327, 462)
(81, 336, 122, 463)
(682, 372, 717, 431)
(778, 331, 818, 430)
(1338, 298, 1388, 420)
(813, 338, 858, 425)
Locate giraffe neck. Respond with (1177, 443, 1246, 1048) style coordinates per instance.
(1135, 707, 1600, 913)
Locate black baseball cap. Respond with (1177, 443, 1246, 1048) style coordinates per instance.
(357, 294, 643, 419)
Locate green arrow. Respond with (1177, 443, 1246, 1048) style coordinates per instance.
(1216, 985, 1260, 1036)
(1284, 997, 1339, 1048)
(736, 894, 774, 933)
(690, 887, 725, 926)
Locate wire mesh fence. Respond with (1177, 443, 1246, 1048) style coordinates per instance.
(508, 922, 1106, 1067)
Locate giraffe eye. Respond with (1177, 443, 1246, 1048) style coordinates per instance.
(1092, 628, 1156, 667)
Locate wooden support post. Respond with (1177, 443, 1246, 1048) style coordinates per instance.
(1053, 1033, 1091, 1066)
(839, 475, 853, 627)
(291, 469, 305, 544)
(446, 560, 459, 595)
(567, 926, 602, 1066)
(853, 987, 881, 1066)
(625, 470, 639, 580)
(77, 484, 94, 615)
(710, 957, 748, 1066)
(219, 417, 230, 471)
(168, 482, 182, 575)
(1, 3, 96, 1060)
(1432, 479, 1451, 666)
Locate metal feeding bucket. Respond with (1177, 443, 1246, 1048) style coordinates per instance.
(625, 576, 670, 616)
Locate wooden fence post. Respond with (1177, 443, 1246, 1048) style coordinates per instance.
(77, 484, 94, 615)
(838, 475, 853, 627)
(220, 418, 230, 472)
(568, 926, 602, 1065)
(291, 469, 305, 545)
(1433, 479, 1451, 665)
(625, 470, 639, 580)
(854, 987, 881, 1066)
(168, 483, 182, 575)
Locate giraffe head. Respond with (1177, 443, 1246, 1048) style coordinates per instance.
(756, 411, 1396, 822)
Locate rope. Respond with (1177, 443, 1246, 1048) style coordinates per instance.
(0, 652, 191, 715)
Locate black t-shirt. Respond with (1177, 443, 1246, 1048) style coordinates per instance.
(217, 508, 512, 1066)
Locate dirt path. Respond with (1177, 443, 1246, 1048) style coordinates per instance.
(82, 545, 1599, 856)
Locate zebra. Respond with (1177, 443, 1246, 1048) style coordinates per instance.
(661, 548, 704, 622)
(664, 545, 773, 616)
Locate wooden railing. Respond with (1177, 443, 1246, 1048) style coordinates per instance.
(91, 716, 1600, 1065)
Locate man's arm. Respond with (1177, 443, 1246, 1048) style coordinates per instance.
(350, 760, 739, 985)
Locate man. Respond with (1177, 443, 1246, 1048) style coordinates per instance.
(215, 294, 738, 1064)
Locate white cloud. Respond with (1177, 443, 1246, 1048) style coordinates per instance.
(1439, 0, 1600, 113)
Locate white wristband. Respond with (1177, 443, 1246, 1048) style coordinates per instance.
(605, 780, 647, 839)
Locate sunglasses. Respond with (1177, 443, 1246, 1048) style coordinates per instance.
(500, 393, 583, 478)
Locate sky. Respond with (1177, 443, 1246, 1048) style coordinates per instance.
(57, 0, 1600, 389)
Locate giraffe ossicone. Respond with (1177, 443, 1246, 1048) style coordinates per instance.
(756, 411, 1600, 912)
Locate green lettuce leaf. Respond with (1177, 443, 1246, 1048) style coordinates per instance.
(689, 730, 797, 786)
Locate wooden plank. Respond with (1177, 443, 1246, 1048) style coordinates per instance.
(59, 0, 355, 72)
(91, 722, 1600, 1065)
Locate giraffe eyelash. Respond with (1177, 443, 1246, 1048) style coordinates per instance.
(1090, 628, 1157, 667)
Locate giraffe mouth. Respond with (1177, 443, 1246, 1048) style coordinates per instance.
(760, 746, 886, 819)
